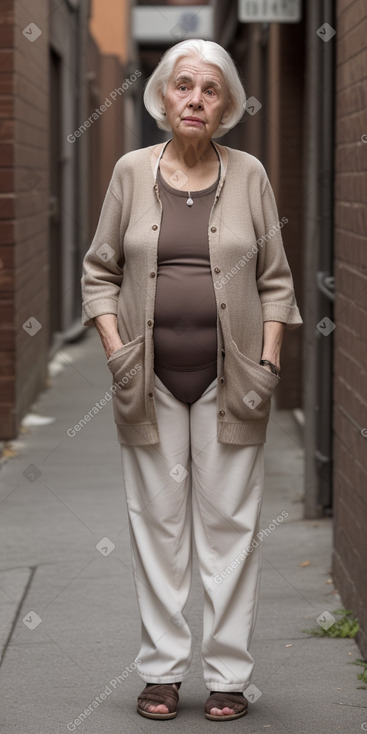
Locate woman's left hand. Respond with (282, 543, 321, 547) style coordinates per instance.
(261, 321, 284, 375)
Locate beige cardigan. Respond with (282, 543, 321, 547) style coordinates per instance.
(81, 140, 303, 446)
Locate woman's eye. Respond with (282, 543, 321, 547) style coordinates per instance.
(176, 85, 215, 95)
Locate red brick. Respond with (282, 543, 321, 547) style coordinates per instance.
(337, 18, 367, 63)
(0, 168, 14, 191)
(337, 0, 367, 39)
(0, 24, 14, 47)
(0, 50, 14, 72)
(336, 48, 367, 89)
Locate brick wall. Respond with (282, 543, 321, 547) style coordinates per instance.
(332, 0, 367, 657)
(0, 0, 49, 439)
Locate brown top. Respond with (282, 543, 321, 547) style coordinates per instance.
(153, 154, 220, 404)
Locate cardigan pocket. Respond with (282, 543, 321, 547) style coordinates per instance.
(224, 338, 280, 423)
(106, 335, 146, 427)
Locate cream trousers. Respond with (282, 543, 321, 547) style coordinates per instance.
(119, 371, 265, 692)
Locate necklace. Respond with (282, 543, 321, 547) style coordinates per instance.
(185, 147, 220, 206)
(158, 140, 221, 207)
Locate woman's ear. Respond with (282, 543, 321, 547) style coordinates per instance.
(158, 90, 166, 114)
(223, 94, 233, 119)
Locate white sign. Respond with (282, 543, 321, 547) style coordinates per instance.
(132, 6, 214, 43)
(238, 0, 301, 23)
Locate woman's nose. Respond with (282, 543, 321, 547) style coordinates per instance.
(189, 87, 203, 107)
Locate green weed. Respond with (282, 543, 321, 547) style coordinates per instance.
(349, 659, 367, 688)
(302, 608, 359, 638)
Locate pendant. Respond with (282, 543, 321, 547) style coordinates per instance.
(186, 193, 193, 206)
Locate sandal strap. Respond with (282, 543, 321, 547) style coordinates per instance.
(205, 692, 248, 715)
(138, 684, 180, 714)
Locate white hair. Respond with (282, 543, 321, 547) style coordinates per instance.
(143, 39, 246, 139)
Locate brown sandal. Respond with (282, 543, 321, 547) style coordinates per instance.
(205, 691, 248, 721)
(137, 682, 181, 720)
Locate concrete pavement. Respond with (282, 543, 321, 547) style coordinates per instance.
(0, 327, 365, 733)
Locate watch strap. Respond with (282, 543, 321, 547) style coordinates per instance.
(260, 359, 279, 376)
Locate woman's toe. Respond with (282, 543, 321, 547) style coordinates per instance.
(147, 703, 169, 714)
(210, 706, 234, 716)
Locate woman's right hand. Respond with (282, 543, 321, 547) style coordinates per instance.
(94, 314, 124, 360)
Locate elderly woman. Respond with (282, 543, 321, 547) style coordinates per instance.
(81, 38, 302, 722)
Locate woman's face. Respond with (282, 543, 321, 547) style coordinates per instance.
(162, 53, 230, 142)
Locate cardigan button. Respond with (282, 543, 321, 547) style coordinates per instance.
(149, 272, 156, 278)
(220, 303, 226, 309)
(148, 392, 153, 397)
(220, 376, 224, 384)
(214, 266, 220, 273)
(152, 224, 158, 230)
(219, 410, 225, 417)
(211, 226, 217, 233)
(147, 319, 153, 326)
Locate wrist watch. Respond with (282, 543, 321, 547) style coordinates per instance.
(260, 359, 279, 376)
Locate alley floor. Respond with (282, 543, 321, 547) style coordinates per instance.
(0, 328, 365, 733)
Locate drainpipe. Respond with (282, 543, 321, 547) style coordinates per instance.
(315, 0, 335, 511)
(303, 0, 335, 518)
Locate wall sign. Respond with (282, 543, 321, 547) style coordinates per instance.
(132, 6, 214, 43)
(238, 0, 301, 23)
